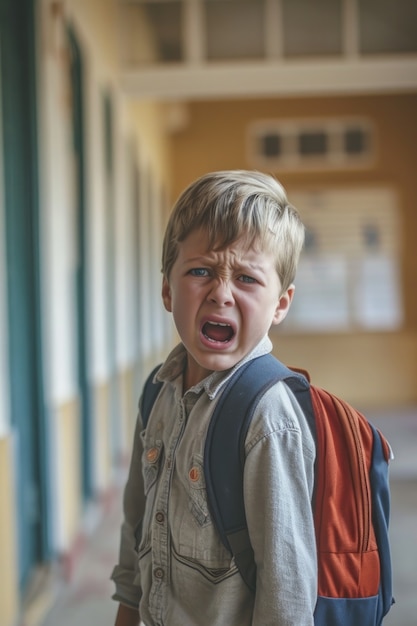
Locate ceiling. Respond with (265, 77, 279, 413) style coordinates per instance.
(118, 0, 417, 100)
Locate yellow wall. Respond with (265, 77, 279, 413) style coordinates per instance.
(67, 0, 120, 73)
(169, 93, 417, 407)
(129, 99, 173, 189)
(119, 366, 138, 453)
(272, 330, 417, 409)
(93, 382, 112, 490)
(56, 399, 82, 549)
(0, 437, 19, 626)
(92, 368, 138, 486)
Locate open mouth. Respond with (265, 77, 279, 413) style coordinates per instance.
(202, 320, 234, 343)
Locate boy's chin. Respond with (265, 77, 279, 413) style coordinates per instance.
(191, 351, 243, 375)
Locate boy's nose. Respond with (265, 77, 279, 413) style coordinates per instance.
(208, 280, 234, 306)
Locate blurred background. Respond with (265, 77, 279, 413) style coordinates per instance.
(0, 1, 416, 625)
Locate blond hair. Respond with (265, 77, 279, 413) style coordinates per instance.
(162, 170, 304, 292)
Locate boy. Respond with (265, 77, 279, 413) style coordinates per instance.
(111, 170, 317, 625)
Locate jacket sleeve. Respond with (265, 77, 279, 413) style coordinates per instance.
(244, 383, 317, 626)
(111, 409, 146, 609)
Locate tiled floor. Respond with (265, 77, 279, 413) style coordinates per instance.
(33, 487, 122, 626)
(33, 409, 417, 626)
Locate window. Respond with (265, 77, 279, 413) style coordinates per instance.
(249, 118, 374, 170)
(119, 0, 417, 65)
(344, 128, 367, 154)
(359, 0, 417, 54)
(144, 1, 183, 62)
(282, 0, 343, 57)
(299, 131, 328, 156)
(261, 133, 282, 158)
(204, 0, 266, 61)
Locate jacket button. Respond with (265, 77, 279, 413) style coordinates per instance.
(155, 511, 165, 524)
(189, 466, 200, 482)
(146, 447, 160, 463)
(154, 567, 164, 580)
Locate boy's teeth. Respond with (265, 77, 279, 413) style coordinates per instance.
(202, 320, 234, 342)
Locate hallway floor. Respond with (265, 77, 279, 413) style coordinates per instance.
(28, 408, 417, 626)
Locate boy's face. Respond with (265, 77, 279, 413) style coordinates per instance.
(162, 228, 294, 389)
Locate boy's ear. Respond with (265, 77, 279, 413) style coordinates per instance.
(272, 285, 295, 326)
(162, 276, 172, 312)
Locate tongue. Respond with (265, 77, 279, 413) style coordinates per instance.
(203, 323, 233, 343)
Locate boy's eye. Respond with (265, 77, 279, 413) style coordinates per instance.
(239, 274, 256, 284)
(189, 268, 209, 277)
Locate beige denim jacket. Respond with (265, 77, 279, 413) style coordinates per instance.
(111, 337, 317, 626)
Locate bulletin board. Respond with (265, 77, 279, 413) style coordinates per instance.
(282, 187, 403, 332)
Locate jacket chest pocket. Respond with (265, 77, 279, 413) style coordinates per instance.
(186, 455, 211, 528)
(138, 434, 164, 552)
(142, 436, 164, 495)
(175, 453, 233, 567)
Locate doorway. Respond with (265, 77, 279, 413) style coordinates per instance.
(67, 26, 93, 501)
(0, 0, 50, 589)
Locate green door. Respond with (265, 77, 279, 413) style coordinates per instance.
(0, 0, 50, 588)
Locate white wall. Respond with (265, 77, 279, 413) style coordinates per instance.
(38, 2, 80, 404)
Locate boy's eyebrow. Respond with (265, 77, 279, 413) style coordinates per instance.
(184, 255, 211, 263)
(183, 255, 268, 272)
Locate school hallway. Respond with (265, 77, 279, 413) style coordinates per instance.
(29, 408, 417, 626)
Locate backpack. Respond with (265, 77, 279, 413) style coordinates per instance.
(140, 353, 394, 626)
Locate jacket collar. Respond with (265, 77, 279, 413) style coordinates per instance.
(156, 335, 273, 400)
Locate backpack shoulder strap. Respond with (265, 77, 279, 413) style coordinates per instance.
(204, 352, 312, 592)
(140, 364, 163, 428)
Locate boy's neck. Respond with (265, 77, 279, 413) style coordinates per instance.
(183, 356, 213, 392)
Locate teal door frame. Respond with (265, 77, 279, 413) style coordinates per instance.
(129, 141, 143, 393)
(67, 25, 93, 500)
(0, 0, 51, 588)
(103, 92, 121, 460)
